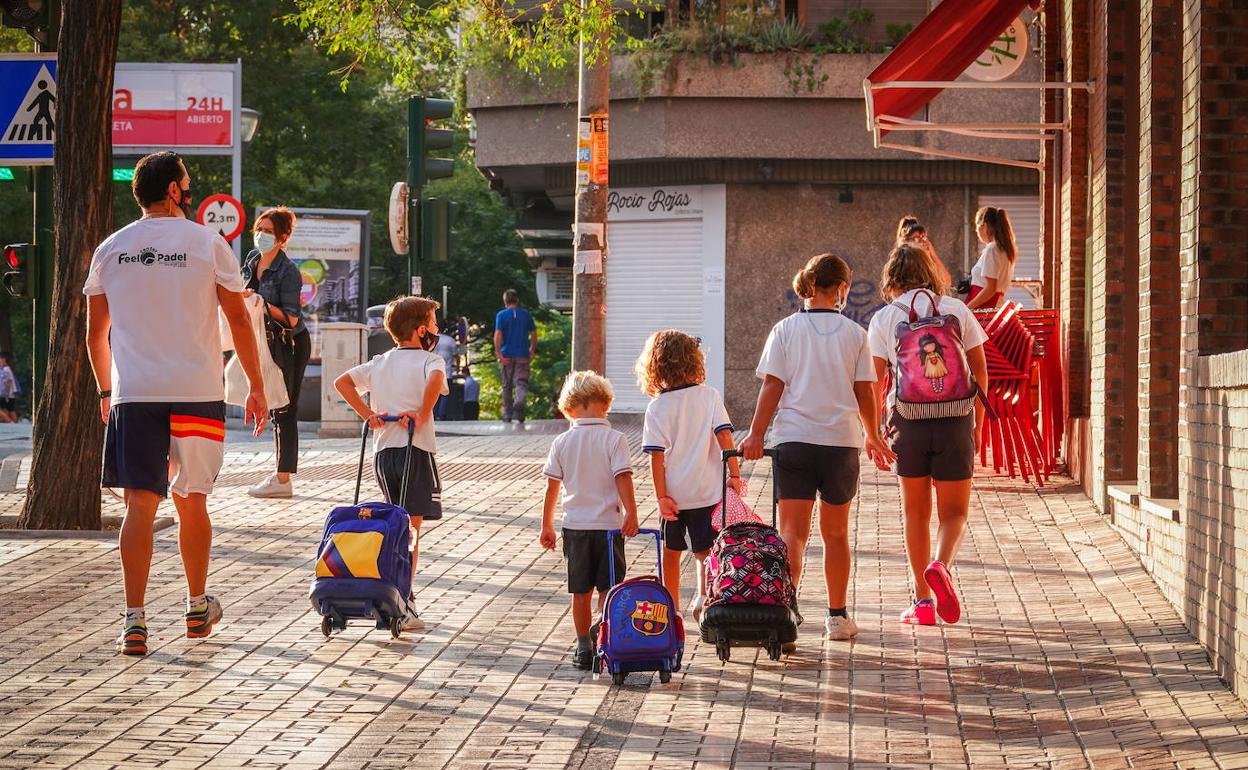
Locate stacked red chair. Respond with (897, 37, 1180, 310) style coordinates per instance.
(973, 304, 1060, 484)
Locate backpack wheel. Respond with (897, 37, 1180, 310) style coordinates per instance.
(389, 618, 402, 638)
(716, 639, 731, 662)
(611, 672, 626, 686)
(767, 640, 782, 661)
(659, 669, 672, 684)
(320, 616, 332, 637)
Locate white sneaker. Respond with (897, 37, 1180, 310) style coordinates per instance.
(247, 473, 292, 498)
(401, 603, 424, 631)
(824, 614, 859, 641)
(689, 594, 706, 624)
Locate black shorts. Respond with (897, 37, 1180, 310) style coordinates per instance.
(563, 528, 625, 594)
(103, 401, 226, 498)
(662, 504, 716, 553)
(0, 398, 15, 412)
(889, 412, 976, 481)
(374, 446, 443, 522)
(773, 442, 860, 505)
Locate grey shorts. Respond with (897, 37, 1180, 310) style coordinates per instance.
(889, 412, 976, 481)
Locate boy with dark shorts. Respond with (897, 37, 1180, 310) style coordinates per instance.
(335, 295, 449, 631)
(540, 372, 640, 670)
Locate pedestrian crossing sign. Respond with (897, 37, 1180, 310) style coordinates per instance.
(0, 54, 57, 166)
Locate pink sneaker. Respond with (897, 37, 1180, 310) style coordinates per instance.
(923, 560, 961, 624)
(900, 599, 936, 625)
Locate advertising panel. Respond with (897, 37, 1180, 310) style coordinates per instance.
(265, 208, 371, 359)
(112, 67, 234, 147)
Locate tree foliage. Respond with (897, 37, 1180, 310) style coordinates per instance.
(287, 0, 641, 86)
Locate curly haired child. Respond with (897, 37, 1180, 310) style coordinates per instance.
(636, 330, 740, 621)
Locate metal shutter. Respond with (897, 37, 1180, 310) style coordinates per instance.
(605, 219, 706, 411)
(978, 194, 1042, 308)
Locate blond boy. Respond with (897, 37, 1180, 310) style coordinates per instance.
(540, 372, 640, 669)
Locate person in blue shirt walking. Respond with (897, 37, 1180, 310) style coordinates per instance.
(494, 289, 538, 423)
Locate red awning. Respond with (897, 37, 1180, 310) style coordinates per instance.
(864, 0, 1039, 137)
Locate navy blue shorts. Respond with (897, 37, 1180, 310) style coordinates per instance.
(103, 401, 226, 498)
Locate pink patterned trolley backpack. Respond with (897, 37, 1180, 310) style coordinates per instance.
(891, 289, 977, 420)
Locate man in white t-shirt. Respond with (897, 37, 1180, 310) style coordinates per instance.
(84, 151, 267, 656)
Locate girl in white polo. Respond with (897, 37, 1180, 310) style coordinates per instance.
(740, 253, 894, 646)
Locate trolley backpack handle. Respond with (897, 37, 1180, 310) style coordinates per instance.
(354, 415, 416, 506)
(606, 527, 662, 586)
(721, 448, 779, 529)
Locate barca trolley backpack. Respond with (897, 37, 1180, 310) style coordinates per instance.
(700, 449, 800, 662)
(594, 528, 685, 685)
(309, 416, 415, 638)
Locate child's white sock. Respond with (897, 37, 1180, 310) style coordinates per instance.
(125, 607, 145, 626)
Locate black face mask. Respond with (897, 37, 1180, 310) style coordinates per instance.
(418, 328, 438, 351)
(177, 186, 193, 218)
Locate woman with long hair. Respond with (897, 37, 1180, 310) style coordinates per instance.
(966, 206, 1017, 310)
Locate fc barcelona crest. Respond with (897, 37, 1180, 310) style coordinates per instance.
(630, 600, 669, 636)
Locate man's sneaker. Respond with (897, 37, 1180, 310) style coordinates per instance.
(923, 560, 961, 624)
(185, 596, 223, 638)
(401, 602, 425, 631)
(900, 599, 937, 625)
(824, 615, 859, 640)
(118, 621, 148, 656)
(247, 473, 292, 499)
(689, 593, 706, 624)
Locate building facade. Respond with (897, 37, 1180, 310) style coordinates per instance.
(468, 1, 1045, 420)
(1042, 0, 1248, 702)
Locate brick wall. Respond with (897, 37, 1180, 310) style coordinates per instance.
(1136, 0, 1182, 500)
(1058, 0, 1090, 432)
(1054, 0, 1248, 706)
(1085, 0, 1140, 506)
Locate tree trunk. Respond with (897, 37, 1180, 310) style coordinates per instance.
(19, 1, 123, 529)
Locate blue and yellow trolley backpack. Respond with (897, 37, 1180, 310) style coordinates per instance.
(593, 528, 685, 685)
(310, 416, 414, 638)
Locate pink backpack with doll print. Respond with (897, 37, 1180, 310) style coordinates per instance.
(891, 290, 976, 420)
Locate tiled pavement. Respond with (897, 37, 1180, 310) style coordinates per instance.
(0, 425, 1246, 769)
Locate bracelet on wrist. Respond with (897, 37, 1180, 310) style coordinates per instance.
(97, 389, 111, 399)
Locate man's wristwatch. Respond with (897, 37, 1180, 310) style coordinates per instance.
(97, 389, 111, 399)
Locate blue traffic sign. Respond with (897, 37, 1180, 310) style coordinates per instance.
(0, 54, 57, 166)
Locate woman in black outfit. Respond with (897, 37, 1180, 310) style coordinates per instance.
(243, 207, 311, 498)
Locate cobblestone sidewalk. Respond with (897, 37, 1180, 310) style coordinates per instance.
(0, 427, 1245, 769)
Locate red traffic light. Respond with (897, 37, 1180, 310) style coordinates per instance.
(3, 243, 32, 270)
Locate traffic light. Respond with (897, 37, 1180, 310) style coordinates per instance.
(407, 96, 455, 188)
(1, 1, 50, 44)
(421, 198, 459, 262)
(2, 243, 36, 299)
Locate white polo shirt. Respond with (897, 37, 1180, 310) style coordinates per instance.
(756, 309, 875, 449)
(543, 418, 634, 530)
(642, 384, 733, 510)
(346, 347, 449, 454)
(970, 242, 1014, 292)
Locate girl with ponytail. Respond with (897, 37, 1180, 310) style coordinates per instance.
(966, 206, 1017, 310)
(740, 254, 895, 648)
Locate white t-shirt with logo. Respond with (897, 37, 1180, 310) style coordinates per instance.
(543, 418, 633, 530)
(970, 242, 1014, 292)
(642, 384, 733, 510)
(756, 310, 875, 448)
(82, 217, 244, 404)
(346, 347, 449, 454)
(868, 290, 988, 410)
